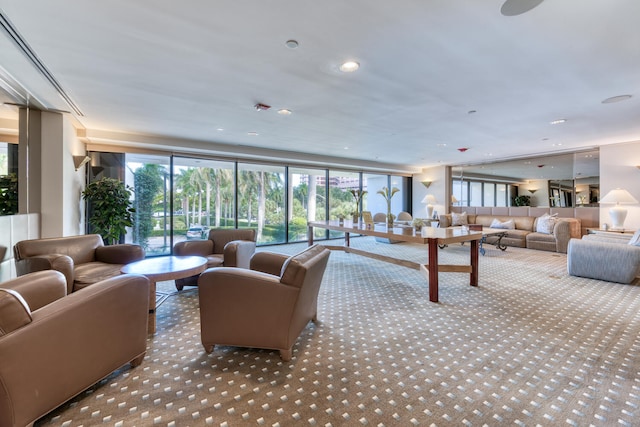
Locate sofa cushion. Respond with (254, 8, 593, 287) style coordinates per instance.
(490, 218, 515, 229)
(0, 288, 32, 336)
(73, 262, 125, 291)
(536, 213, 558, 234)
(206, 254, 225, 268)
(451, 212, 468, 226)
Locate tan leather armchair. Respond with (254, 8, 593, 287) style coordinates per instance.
(198, 244, 330, 361)
(0, 270, 149, 427)
(13, 234, 145, 294)
(173, 228, 257, 290)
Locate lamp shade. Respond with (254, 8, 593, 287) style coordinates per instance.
(599, 188, 638, 205)
(599, 188, 638, 229)
(421, 194, 437, 204)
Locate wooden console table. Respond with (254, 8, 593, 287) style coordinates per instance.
(308, 221, 483, 302)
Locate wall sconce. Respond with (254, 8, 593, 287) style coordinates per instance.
(73, 155, 91, 171)
(528, 188, 538, 194)
(421, 180, 432, 188)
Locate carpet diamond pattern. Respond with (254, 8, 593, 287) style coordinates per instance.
(36, 238, 640, 426)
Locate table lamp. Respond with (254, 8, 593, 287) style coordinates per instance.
(599, 188, 638, 229)
(422, 194, 437, 218)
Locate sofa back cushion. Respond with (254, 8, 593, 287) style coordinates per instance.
(475, 215, 535, 231)
(14, 234, 104, 265)
(209, 229, 257, 254)
(0, 288, 32, 336)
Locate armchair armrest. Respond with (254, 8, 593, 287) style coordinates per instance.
(0, 274, 150, 427)
(552, 220, 571, 253)
(0, 270, 66, 311)
(173, 239, 214, 257)
(250, 251, 290, 276)
(95, 244, 145, 264)
(15, 254, 74, 294)
(223, 240, 257, 268)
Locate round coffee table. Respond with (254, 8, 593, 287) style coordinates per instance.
(121, 255, 207, 334)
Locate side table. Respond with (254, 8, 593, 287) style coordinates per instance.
(121, 256, 207, 334)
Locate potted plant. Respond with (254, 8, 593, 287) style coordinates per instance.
(412, 218, 425, 231)
(513, 195, 531, 207)
(82, 177, 135, 245)
(0, 173, 18, 215)
(377, 186, 399, 227)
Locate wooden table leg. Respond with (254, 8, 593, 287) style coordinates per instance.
(308, 225, 314, 246)
(345, 232, 350, 247)
(428, 238, 439, 302)
(470, 239, 479, 287)
(148, 280, 157, 335)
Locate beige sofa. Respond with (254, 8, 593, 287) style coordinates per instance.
(13, 234, 145, 294)
(439, 211, 581, 253)
(0, 270, 149, 427)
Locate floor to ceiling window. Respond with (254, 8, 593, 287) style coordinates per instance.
(288, 167, 326, 242)
(238, 162, 286, 245)
(89, 151, 410, 251)
(125, 154, 171, 255)
(172, 157, 236, 246)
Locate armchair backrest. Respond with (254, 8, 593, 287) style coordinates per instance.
(208, 228, 257, 254)
(279, 245, 330, 340)
(280, 244, 330, 288)
(14, 234, 104, 265)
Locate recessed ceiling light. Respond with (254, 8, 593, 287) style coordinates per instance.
(339, 61, 360, 72)
(217, 128, 224, 131)
(285, 40, 299, 49)
(247, 132, 259, 136)
(602, 94, 632, 104)
(277, 109, 292, 115)
(344, 146, 349, 150)
(550, 119, 567, 125)
(500, 0, 544, 16)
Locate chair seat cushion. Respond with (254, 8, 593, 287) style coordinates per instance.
(74, 262, 124, 290)
(206, 254, 225, 268)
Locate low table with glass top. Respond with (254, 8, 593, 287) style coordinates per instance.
(121, 255, 207, 334)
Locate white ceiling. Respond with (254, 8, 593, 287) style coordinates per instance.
(0, 0, 639, 174)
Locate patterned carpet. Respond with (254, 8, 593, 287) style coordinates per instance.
(35, 237, 640, 426)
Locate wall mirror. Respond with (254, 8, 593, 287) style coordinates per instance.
(451, 149, 599, 208)
(0, 91, 19, 215)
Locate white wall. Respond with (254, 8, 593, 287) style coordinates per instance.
(413, 165, 447, 219)
(600, 140, 640, 230)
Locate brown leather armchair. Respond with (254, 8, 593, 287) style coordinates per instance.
(173, 228, 257, 290)
(198, 244, 330, 361)
(0, 270, 149, 427)
(13, 234, 145, 294)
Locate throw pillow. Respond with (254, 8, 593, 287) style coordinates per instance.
(451, 212, 468, 226)
(536, 213, 558, 234)
(490, 218, 515, 229)
(628, 229, 640, 246)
